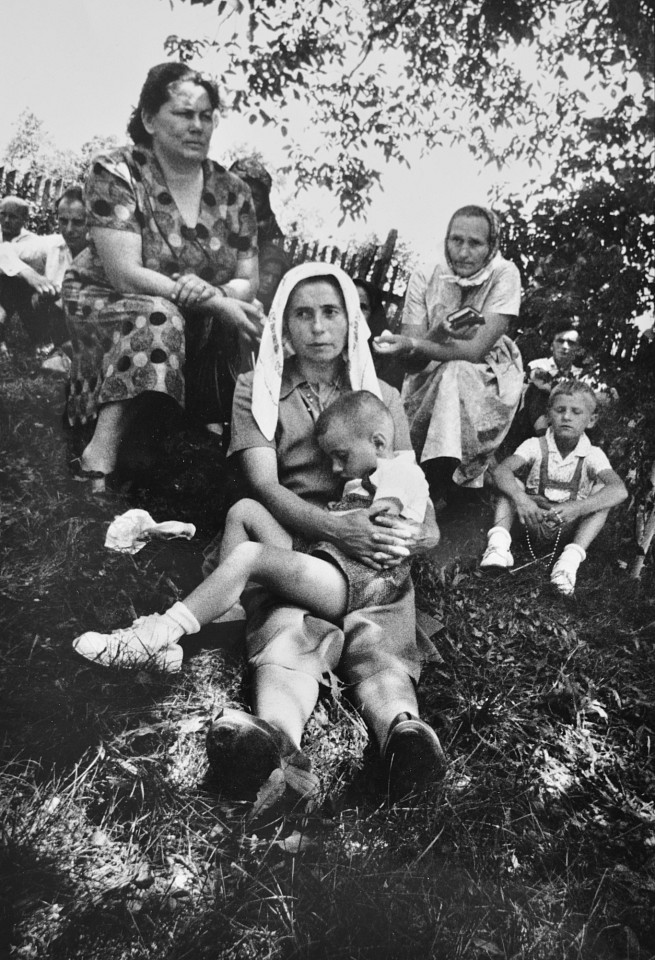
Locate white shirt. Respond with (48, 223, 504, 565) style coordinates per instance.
(0, 233, 72, 294)
(514, 428, 612, 502)
(340, 450, 429, 523)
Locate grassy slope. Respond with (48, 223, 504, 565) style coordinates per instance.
(1, 358, 654, 960)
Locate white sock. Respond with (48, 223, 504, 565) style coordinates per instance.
(165, 600, 201, 636)
(487, 525, 512, 550)
(557, 543, 586, 570)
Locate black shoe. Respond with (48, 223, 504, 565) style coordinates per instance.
(383, 712, 447, 800)
(206, 708, 297, 797)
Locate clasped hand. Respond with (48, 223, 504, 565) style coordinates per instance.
(171, 274, 263, 348)
(333, 505, 420, 570)
(517, 495, 577, 533)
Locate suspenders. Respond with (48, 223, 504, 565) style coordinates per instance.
(537, 436, 584, 501)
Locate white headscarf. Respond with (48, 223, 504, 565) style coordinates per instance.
(251, 262, 381, 441)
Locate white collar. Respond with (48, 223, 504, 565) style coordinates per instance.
(545, 427, 591, 461)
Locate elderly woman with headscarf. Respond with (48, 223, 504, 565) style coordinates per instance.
(206, 263, 445, 799)
(374, 205, 523, 498)
(63, 62, 262, 490)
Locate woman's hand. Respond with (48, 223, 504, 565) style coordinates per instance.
(330, 510, 411, 570)
(370, 510, 435, 558)
(171, 274, 217, 310)
(214, 296, 264, 349)
(372, 331, 415, 357)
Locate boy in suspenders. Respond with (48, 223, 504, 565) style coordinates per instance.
(480, 380, 627, 595)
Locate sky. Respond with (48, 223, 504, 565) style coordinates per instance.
(0, 0, 594, 258)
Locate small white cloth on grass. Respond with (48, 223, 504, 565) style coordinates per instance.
(105, 509, 196, 554)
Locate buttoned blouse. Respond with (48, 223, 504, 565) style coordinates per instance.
(229, 357, 411, 507)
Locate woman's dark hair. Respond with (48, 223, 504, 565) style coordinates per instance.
(55, 184, 84, 212)
(127, 62, 220, 146)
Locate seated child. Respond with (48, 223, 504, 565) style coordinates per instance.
(73, 391, 430, 671)
(480, 379, 627, 595)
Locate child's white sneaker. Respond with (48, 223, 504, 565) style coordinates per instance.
(480, 543, 514, 570)
(550, 561, 577, 596)
(480, 526, 513, 570)
(73, 613, 184, 672)
(550, 544, 585, 596)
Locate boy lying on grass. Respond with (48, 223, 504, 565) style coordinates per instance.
(480, 379, 627, 595)
(73, 390, 431, 671)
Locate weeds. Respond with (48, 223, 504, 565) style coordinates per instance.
(1, 353, 654, 959)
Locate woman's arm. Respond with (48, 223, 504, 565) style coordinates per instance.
(222, 255, 258, 303)
(240, 447, 411, 568)
(374, 311, 513, 364)
(92, 228, 262, 346)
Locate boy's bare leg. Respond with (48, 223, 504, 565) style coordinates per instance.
(219, 498, 292, 562)
(184, 543, 349, 626)
(572, 509, 610, 550)
(492, 494, 517, 530)
(252, 664, 320, 748)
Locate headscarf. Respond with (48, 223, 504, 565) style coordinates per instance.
(252, 262, 381, 441)
(229, 156, 273, 193)
(229, 156, 283, 243)
(444, 205, 502, 288)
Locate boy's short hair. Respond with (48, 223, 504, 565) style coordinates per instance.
(548, 379, 597, 411)
(315, 390, 394, 441)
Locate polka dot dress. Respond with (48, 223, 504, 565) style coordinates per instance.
(62, 145, 257, 425)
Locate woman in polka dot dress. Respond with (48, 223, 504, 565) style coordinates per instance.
(62, 62, 262, 490)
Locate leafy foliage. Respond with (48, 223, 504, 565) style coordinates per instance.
(1, 110, 119, 194)
(167, 0, 654, 218)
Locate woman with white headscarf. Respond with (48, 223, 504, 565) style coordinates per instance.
(211, 262, 445, 799)
(374, 205, 523, 497)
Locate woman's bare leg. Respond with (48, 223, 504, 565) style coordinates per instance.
(252, 664, 320, 748)
(350, 670, 419, 749)
(80, 400, 130, 476)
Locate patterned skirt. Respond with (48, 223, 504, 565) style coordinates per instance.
(62, 280, 237, 427)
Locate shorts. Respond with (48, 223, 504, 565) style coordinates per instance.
(310, 541, 411, 613)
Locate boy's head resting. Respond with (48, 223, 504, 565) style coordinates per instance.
(548, 379, 597, 442)
(315, 391, 395, 479)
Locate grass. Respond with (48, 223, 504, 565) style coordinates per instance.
(1, 343, 654, 960)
